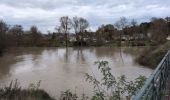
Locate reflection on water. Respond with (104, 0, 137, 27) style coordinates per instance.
(0, 47, 153, 97)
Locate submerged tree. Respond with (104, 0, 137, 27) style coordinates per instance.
(129, 19, 138, 45)
(114, 17, 129, 62)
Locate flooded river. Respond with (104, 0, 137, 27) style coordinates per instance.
(0, 47, 153, 98)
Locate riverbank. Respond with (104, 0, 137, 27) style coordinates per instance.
(136, 41, 170, 69)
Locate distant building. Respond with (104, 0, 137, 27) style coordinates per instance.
(69, 34, 76, 42)
(167, 36, 170, 40)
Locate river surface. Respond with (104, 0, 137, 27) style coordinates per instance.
(0, 47, 153, 98)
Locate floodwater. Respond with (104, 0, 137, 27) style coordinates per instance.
(0, 47, 153, 98)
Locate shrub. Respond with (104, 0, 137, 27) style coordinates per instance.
(60, 61, 146, 100)
(0, 79, 54, 100)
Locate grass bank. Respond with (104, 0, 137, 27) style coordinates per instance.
(136, 41, 170, 69)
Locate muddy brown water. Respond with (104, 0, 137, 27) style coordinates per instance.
(0, 47, 153, 98)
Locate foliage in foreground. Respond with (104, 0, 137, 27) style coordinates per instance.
(60, 61, 146, 100)
(0, 80, 54, 100)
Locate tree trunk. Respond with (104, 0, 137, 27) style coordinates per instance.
(65, 33, 68, 47)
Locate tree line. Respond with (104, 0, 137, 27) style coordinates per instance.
(0, 16, 170, 53)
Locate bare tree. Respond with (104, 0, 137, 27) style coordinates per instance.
(114, 17, 128, 63)
(131, 19, 137, 27)
(72, 16, 89, 46)
(58, 16, 72, 47)
(72, 17, 80, 43)
(130, 19, 138, 45)
(114, 17, 129, 46)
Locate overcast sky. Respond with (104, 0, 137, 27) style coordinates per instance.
(0, 0, 170, 33)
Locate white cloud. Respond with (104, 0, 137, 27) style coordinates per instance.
(0, 0, 170, 33)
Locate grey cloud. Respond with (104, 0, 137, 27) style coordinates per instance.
(0, 0, 170, 33)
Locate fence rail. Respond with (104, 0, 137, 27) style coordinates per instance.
(133, 50, 170, 100)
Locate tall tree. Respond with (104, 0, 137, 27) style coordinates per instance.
(58, 16, 72, 47)
(165, 17, 170, 35)
(8, 25, 24, 46)
(103, 24, 116, 41)
(149, 18, 168, 44)
(72, 16, 89, 46)
(114, 17, 129, 62)
(95, 25, 105, 46)
(114, 17, 129, 46)
(0, 20, 8, 53)
(139, 22, 151, 38)
(95, 24, 116, 45)
(30, 26, 42, 46)
(130, 19, 138, 43)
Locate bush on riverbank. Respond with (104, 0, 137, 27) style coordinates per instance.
(0, 80, 54, 100)
(136, 41, 170, 69)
